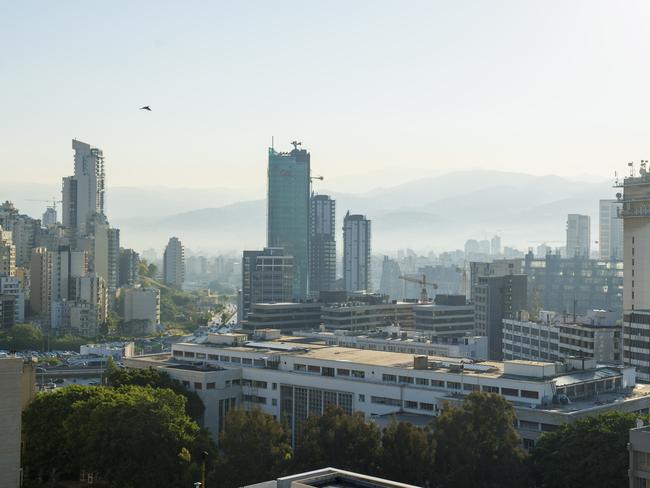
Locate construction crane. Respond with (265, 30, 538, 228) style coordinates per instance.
(399, 274, 438, 304)
(26, 197, 62, 214)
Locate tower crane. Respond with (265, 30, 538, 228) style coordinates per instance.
(26, 197, 62, 214)
(399, 274, 438, 304)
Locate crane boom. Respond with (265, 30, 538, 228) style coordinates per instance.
(398, 274, 438, 304)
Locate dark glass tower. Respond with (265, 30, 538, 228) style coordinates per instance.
(267, 143, 310, 299)
(309, 194, 336, 294)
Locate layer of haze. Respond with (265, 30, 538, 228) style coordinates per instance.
(2, 0, 650, 192)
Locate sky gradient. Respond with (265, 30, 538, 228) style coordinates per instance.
(2, 1, 650, 192)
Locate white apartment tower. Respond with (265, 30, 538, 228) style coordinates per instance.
(566, 214, 591, 258)
(343, 212, 371, 292)
(599, 199, 624, 260)
(163, 237, 185, 288)
(619, 162, 650, 379)
(62, 139, 106, 234)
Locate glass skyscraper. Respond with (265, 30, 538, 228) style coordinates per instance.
(267, 144, 310, 299)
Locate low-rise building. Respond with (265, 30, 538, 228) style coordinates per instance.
(503, 310, 621, 363)
(245, 468, 419, 488)
(414, 295, 474, 338)
(244, 302, 322, 331)
(125, 333, 650, 449)
(0, 294, 16, 329)
(629, 421, 650, 488)
(123, 287, 160, 335)
(322, 301, 414, 331)
(80, 341, 135, 360)
(0, 277, 23, 323)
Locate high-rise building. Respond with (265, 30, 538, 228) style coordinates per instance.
(49, 247, 87, 305)
(62, 139, 106, 234)
(91, 216, 120, 296)
(599, 199, 624, 260)
(29, 247, 50, 317)
(119, 248, 140, 287)
(491, 235, 502, 256)
(379, 256, 403, 301)
(474, 273, 527, 360)
(309, 194, 336, 294)
(241, 248, 294, 321)
(70, 273, 108, 337)
(343, 212, 371, 293)
(566, 214, 591, 258)
(0, 227, 16, 278)
(267, 144, 310, 299)
(618, 164, 650, 379)
(468, 259, 522, 301)
(0, 278, 24, 323)
(42, 207, 57, 228)
(0, 295, 16, 329)
(163, 237, 185, 288)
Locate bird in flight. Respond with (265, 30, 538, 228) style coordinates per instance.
(140, 106, 151, 111)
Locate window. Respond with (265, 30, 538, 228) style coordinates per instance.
(195, 353, 206, 359)
(232, 379, 241, 386)
(541, 423, 558, 432)
(519, 420, 539, 430)
(447, 381, 461, 390)
(231, 357, 241, 364)
(184, 351, 195, 358)
(208, 354, 218, 360)
(523, 438, 536, 450)
(463, 383, 479, 392)
(431, 379, 445, 388)
(337, 368, 350, 376)
(416, 377, 429, 386)
(371, 396, 402, 407)
(219, 355, 230, 362)
(173, 350, 183, 357)
(521, 390, 539, 399)
(272, 382, 277, 390)
(225, 380, 231, 387)
(399, 376, 414, 384)
(206, 382, 215, 390)
(358, 394, 365, 402)
(272, 398, 277, 406)
(383, 374, 397, 383)
(307, 365, 321, 373)
(419, 402, 434, 411)
(405, 400, 418, 409)
(194, 382, 202, 390)
(322, 367, 335, 377)
(253, 381, 267, 389)
(501, 387, 519, 397)
(242, 358, 252, 365)
(294, 364, 307, 372)
(352, 370, 365, 378)
(482, 385, 499, 393)
(182, 380, 190, 387)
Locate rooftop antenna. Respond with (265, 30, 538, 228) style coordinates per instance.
(271, 136, 274, 151)
(291, 140, 302, 150)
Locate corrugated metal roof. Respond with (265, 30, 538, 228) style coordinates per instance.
(554, 368, 621, 387)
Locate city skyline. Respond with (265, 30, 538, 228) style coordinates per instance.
(3, 1, 650, 189)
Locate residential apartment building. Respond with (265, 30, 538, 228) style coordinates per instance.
(414, 295, 474, 338)
(62, 139, 105, 235)
(566, 214, 591, 258)
(524, 251, 623, 317)
(163, 237, 185, 288)
(118, 248, 140, 287)
(29, 247, 50, 317)
(618, 165, 650, 379)
(474, 274, 527, 360)
(241, 248, 294, 321)
(343, 212, 371, 293)
(468, 259, 522, 300)
(0, 278, 24, 323)
(126, 333, 650, 450)
(309, 194, 336, 295)
(267, 144, 310, 299)
(0, 295, 16, 329)
(503, 310, 621, 363)
(0, 226, 16, 278)
(123, 287, 161, 335)
(600, 199, 624, 260)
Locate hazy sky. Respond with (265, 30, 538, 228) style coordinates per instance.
(2, 1, 650, 192)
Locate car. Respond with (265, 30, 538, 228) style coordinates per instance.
(54, 378, 65, 384)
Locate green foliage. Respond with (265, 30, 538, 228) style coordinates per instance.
(107, 366, 205, 421)
(433, 392, 528, 488)
(23, 385, 214, 488)
(214, 407, 293, 488)
(380, 419, 435, 485)
(0, 323, 43, 350)
(531, 411, 639, 488)
(294, 405, 382, 475)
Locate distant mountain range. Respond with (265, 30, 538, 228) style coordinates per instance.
(2, 170, 616, 255)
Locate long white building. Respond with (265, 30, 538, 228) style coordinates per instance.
(126, 332, 650, 449)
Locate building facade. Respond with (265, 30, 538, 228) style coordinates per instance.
(599, 199, 624, 260)
(414, 295, 475, 338)
(566, 214, 591, 258)
(124, 287, 160, 335)
(343, 212, 371, 293)
(309, 194, 336, 295)
(244, 302, 322, 331)
(118, 248, 140, 287)
(267, 144, 310, 299)
(241, 248, 294, 321)
(163, 237, 185, 288)
(321, 301, 414, 331)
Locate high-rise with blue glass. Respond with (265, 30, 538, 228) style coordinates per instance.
(267, 142, 310, 299)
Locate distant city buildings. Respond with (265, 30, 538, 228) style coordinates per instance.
(599, 199, 623, 260)
(343, 212, 371, 292)
(379, 256, 402, 301)
(163, 237, 185, 288)
(309, 194, 337, 295)
(267, 144, 310, 299)
(566, 213, 591, 258)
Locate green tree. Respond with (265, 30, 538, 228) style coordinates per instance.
(433, 392, 528, 488)
(107, 366, 205, 421)
(23, 385, 104, 483)
(380, 419, 435, 485)
(214, 407, 292, 488)
(65, 386, 213, 488)
(531, 411, 639, 488)
(2, 323, 43, 350)
(294, 405, 382, 475)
